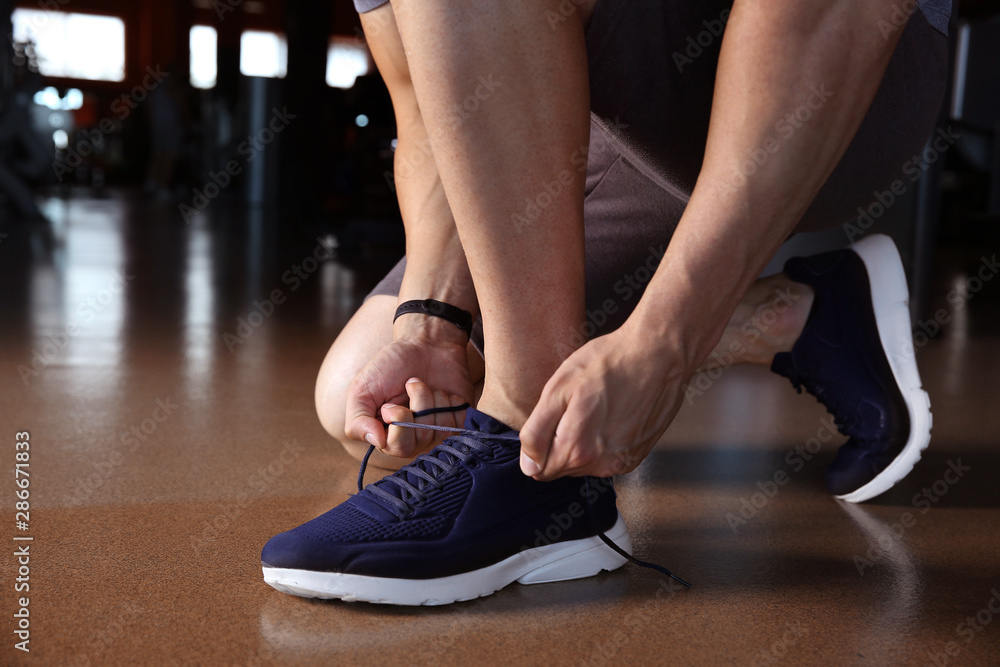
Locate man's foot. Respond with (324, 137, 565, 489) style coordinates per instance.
(261, 409, 632, 605)
(771, 234, 933, 503)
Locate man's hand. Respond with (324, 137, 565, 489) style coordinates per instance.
(519, 325, 692, 480)
(345, 336, 474, 458)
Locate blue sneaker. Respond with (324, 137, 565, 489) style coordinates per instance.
(261, 408, 682, 606)
(771, 234, 932, 502)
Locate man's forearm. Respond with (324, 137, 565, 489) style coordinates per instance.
(395, 113, 479, 319)
(629, 0, 912, 366)
(361, 7, 479, 340)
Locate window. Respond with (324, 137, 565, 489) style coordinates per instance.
(12, 9, 125, 82)
(190, 26, 218, 89)
(326, 38, 370, 89)
(240, 30, 287, 78)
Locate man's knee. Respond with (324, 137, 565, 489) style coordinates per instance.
(315, 365, 348, 430)
(313, 294, 399, 463)
(316, 396, 346, 443)
(314, 349, 351, 440)
(314, 380, 371, 464)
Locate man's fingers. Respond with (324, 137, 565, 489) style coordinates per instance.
(383, 403, 416, 455)
(404, 377, 440, 450)
(404, 377, 435, 415)
(448, 395, 468, 430)
(347, 369, 472, 458)
(530, 382, 629, 480)
(345, 381, 390, 449)
(345, 371, 405, 447)
(531, 397, 600, 480)
(348, 415, 388, 450)
(404, 379, 471, 447)
(520, 383, 569, 478)
(343, 375, 377, 443)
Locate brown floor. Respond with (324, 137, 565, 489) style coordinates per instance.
(2, 192, 999, 666)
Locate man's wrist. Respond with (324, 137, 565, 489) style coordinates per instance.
(625, 256, 742, 371)
(395, 248, 479, 345)
(395, 299, 473, 335)
(392, 305, 472, 346)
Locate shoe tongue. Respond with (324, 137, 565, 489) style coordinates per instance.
(463, 407, 515, 435)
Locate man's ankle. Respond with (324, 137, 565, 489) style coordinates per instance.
(476, 390, 533, 432)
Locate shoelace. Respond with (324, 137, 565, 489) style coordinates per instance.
(358, 404, 517, 518)
(357, 404, 692, 589)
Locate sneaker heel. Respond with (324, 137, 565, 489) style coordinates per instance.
(517, 532, 632, 585)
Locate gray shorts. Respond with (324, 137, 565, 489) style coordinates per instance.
(365, 1, 948, 349)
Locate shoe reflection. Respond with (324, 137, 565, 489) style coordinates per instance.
(255, 572, 631, 658)
(837, 500, 921, 646)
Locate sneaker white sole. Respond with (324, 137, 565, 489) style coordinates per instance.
(261, 513, 632, 606)
(836, 234, 933, 503)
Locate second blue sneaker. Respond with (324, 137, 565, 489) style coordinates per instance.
(261, 408, 635, 605)
(771, 234, 933, 502)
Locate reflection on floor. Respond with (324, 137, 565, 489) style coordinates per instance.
(1, 191, 998, 666)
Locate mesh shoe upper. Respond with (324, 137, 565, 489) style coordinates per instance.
(771, 248, 911, 496)
(261, 408, 620, 579)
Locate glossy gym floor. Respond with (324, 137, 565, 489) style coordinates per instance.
(2, 193, 999, 666)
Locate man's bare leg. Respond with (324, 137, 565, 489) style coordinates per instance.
(391, 0, 591, 430)
(700, 274, 816, 371)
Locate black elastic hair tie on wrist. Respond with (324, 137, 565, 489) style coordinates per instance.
(394, 299, 473, 337)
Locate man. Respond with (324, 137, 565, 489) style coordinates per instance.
(262, 0, 948, 604)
